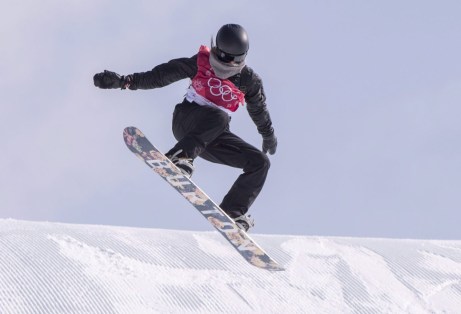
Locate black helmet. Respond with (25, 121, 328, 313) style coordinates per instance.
(215, 24, 249, 64)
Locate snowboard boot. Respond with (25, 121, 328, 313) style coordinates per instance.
(166, 149, 195, 178)
(233, 214, 254, 232)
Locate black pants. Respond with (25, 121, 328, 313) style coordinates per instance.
(167, 100, 270, 218)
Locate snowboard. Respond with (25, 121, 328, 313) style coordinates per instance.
(123, 126, 284, 271)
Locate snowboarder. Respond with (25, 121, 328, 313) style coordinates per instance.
(93, 24, 277, 231)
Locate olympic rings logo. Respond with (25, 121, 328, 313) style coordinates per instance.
(207, 78, 238, 102)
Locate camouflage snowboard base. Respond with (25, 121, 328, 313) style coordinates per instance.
(123, 126, 284, 271)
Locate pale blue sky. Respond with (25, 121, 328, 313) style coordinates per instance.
(1, 0, 460, 239)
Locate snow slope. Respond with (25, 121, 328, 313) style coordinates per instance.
(1, 219, 461, 314)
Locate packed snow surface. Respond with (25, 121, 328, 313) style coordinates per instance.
(1, 219, 461, 313)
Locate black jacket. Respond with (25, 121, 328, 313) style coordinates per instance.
(127, 55, 274, 138)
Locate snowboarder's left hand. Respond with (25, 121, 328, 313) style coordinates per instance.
(262, 134, 277, 155)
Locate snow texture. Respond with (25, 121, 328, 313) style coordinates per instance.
(1, 219, 461, 313)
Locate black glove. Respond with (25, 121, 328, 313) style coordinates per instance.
(93, 70, 131, 89)
(262, 134, 277, 155)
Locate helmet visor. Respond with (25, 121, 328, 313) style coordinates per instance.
(214, 47, 247, 64)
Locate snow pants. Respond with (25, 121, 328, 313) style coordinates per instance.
(167, 100, 270, 218)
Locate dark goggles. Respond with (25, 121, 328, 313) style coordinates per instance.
(214, 47, 247, 64)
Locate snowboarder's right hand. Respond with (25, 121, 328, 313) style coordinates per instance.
(93, 70, 131, 89)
